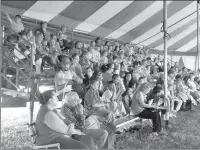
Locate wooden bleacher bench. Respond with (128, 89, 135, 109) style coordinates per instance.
(115, 115, 153, 131)
(1, 88, 29, 99)
(115, 116, 140, 131)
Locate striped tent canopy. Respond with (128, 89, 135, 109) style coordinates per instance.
(1, 1, 200, 70)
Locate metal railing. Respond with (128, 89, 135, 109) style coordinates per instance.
(1, 29, 33, 89)
(1, 25, 40, 123)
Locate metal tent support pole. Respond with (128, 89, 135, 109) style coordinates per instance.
(171, 55, 173, 66)
(163, 0, 171, 122)
(1, 26, 5, 99)
(163, 0, 168, 98)
(197, 1, 200, 70)
(29, 42, 34, 124)
(2, 25, 5, 43)
(195, 55, 197, 71)
(29, 78, 38, 124)
(71, 29, 74, 41)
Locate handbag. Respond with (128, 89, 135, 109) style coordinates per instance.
(85, 115, 100, 130)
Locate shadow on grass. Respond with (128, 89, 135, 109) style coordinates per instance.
(115, 106, 200, 149)
(1, 105, 200, 149)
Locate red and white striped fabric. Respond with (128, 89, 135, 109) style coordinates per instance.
(1, 1, 200, 69)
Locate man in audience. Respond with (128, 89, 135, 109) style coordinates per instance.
(35, 21, 51, 42)
(54, 55, 83, 98)
(4, 12, 24, 35)
(4, 12, 25, 43)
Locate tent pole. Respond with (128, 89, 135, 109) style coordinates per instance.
(71, 29, 74, 41)
(0, 26, 4, 98)
(171, 55, 173, 66)
(163, 0, 168, 99)
(163, 0, 170, 123)
(197, 1, 200, 70)
(2, 25, 5, 43)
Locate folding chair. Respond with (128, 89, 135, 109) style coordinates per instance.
(28, 122, 60, 149)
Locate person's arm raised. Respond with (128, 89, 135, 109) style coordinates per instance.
(4, 12, 13, 24)
(110, 86, 117, 102)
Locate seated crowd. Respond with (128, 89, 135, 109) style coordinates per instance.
(3, 12, 200, 149)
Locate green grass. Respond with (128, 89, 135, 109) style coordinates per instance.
(1, 104, 200, 149)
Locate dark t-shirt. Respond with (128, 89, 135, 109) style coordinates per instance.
(35, 28, 51, 41)
(146, 90, 163, 104)
(147, 90, 157, 102)
(158, 66, 164, 72)
(156, 77, 164, 86)
(150, 65, 158, 74)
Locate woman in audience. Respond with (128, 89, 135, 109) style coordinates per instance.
(100, 51, 108, 65)
(122, 72, 137, 114)
(70, 53, 85, 97)
(167, 70, 183, 116)
(174, 75, 194, 109)
(80, 51, 93, 72)
(83, 67, 94, 91)
(131, 82, 168, 136)
(21, 29, 36, 67)
(35, 90, 95, 149)
(127, 55, 133, 68)
(49, 37, 61, 55)
(71, 53, 84, 79)
(57, 25, 68, 40)
(76, 42, 84, 55)
(102, 63, 114, 87)
(123, 72, 135, 89)
(35, 33, 44, 74)
(187, 73, 200, 103)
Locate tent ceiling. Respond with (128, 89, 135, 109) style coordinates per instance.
(1, 1, 199, 54)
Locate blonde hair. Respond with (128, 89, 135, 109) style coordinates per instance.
(138, 82, 151, 92)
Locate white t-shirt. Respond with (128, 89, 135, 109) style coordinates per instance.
(10, 20, 24, 34)
(101, 90, 113, 103)
(91, 49, 100, 63)
(55, 70, 82, 93)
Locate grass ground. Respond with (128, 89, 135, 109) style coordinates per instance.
(1, 103, 200, 149)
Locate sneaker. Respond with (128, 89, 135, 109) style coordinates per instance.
(115, 130, 124, 135)
(115, 116, 120, 119)
(158, 130, 168, 136)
